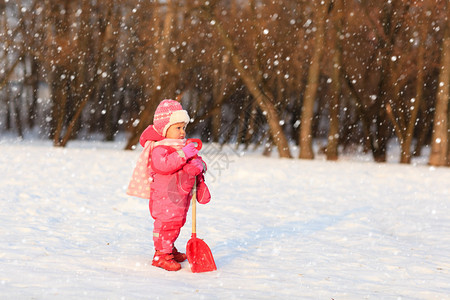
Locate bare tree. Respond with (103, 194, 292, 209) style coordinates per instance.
(199, 3, 292, 158)
(125, 0, 178, 150)
(299, 0, 328, 159)
(429, 2, 450, 166)
(325, 0, 344, 161)
(1, 0, 448, 167)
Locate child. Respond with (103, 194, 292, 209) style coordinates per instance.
(127, 99, 211, 271)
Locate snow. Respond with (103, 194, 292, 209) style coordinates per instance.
(1, 137, 449, 299)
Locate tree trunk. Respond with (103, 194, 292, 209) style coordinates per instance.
(47, 0, 71, 146)
(299, 0, 328, 159)
(28, 57, 39, 129)
(103, 6, 119, 142)
(448, 109, 450, 165)
(373, 65, 391, 163)
(399, 10, 427, 164)
(51, 72, 68, 146)
(429, 11, 450, 166)
(326, 0, 343, 161)
(13, 85, 23, 138)
(413, 105, 433, 157)
(60, 87, 96, 147)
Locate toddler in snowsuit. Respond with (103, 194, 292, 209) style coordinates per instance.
(127, 99, 211, 271)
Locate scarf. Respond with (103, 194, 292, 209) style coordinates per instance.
(126, 139, 186, 199)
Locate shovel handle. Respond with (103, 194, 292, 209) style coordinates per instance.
(192, 179, 197, 235)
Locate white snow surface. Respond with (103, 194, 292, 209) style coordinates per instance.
(1, 137, 449, 299)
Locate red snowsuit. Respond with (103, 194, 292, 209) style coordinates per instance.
(135, 125, 210, 253)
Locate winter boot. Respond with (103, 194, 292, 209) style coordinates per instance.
(152, 251, 181, 271)
(172, 247, 187, 262)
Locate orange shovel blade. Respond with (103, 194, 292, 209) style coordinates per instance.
(186, 235, 217, 273)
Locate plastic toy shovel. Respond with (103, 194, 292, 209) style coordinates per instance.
(185, 139, 217, 273)
(186, 184, 217, 273)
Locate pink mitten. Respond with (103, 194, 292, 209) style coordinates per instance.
(196, 175, 211, 204)
(182, 143, 199, 159)
(183, 158, 203, 176)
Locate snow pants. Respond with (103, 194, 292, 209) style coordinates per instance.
(152, 218, 186, 253)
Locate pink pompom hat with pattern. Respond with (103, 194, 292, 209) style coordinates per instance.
(153, 99, 190, 137)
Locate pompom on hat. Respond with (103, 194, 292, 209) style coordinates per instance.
(153, 99, 190, 137)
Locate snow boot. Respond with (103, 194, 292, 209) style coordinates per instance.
(172, 247, 187, 263)
(152, 251, 181, 271)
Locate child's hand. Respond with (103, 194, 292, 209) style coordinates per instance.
(191, 158, 204, 173)
(183, 158, 204, 176)
(182, 143, 199, 159)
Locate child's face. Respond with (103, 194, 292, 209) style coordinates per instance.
(166, 122, 186, 139)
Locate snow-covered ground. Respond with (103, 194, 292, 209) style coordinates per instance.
(1, 137, 449, 299)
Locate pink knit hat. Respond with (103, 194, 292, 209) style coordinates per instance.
(153, 99, 190, 137)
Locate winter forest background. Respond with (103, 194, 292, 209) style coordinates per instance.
(1, 0, 449, 166)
